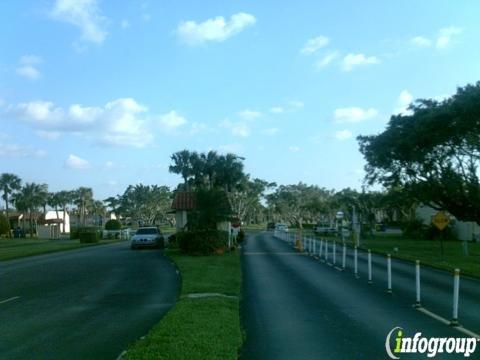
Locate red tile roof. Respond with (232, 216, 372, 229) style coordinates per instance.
(171, 192, 196, 210)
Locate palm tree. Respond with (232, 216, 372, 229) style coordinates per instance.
(14, 183, 48, 237)
(88, 200, 106, 226)
(0, 173, 22, 228)
(74, 187, 93, 227)
(169, 150, 193, 189)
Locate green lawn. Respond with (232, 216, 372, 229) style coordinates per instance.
(295, 230, 480, 278)
(0, 237, 122, 261)
(124, 249, 242, 360)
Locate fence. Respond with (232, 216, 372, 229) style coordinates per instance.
(273, 229, 471, 330)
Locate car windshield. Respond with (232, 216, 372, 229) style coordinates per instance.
(136, 228, 158, 235)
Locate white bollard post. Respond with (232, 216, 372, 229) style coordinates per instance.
(387, 254, 392, 294)
(451, 268, 461, 326)
(333, 240, 337, 265)
(354, 246, 358, 277)
(319, 239, 323, 258)
(342, 243, 346, 270)
(325, 239, 329, 262)
(313, 237, 316, 255)
(415, 260, 421, 308)
(368, 250, 372, 284)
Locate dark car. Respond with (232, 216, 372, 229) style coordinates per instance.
(267, 222, 276, 230)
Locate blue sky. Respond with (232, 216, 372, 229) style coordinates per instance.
(1, 0, 479, 200)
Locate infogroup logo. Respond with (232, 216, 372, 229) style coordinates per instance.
(385, 327, 478, 359)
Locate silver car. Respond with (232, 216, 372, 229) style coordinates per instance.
(130, 227, 164, 249)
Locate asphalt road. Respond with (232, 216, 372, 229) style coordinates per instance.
(241, 232, 477, 360)
(0, 242, 179, 360)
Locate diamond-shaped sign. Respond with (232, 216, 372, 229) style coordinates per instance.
(432, 211, 450, 231)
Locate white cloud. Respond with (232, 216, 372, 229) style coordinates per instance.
(189, 121, 207, 135)
(314, 51, 339, 70)
(335, 130, 353, 141)
(334, 107, 378, 123)
(342, 53, 379, 71)
(270, 106, 284, 114)
(50, 0, 107, 44)
(64, 154, 90, 170)
(36, 130, 61, 140)
(411, 36, 432, 47)
(16, 55, 43, 80)
(288, 146, 300, 152)
(301, 36, 329, 55)
(16, 66, 41, 80)
(220, 119, 250, 137)
(261, 128, 279, 136)
(120, 19, 130, 29)
(238, 109, 261, 120)
(20, 55, 42, 65)
(394, 90, 414, 115)
(0, 142, 47, 158)
(436, 26, 462, 49)
(9, 98, 154, 147)
(177, 12, 256, 45)
(158, 110, 187, 130)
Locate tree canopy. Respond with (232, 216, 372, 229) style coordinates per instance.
(358, 82, 480, 224)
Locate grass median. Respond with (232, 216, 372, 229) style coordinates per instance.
(124, 249, 242, 360)
(0, 237, 121, 261)
(297, 230, 480, 278)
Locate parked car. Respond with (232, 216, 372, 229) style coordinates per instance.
(275, 223, 289, 232)
(267, 222, 276, 230)
(313, 225, 337, 235)
(130, 227, 164, 249)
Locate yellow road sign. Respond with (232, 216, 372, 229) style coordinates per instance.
(432, 211, 450, 231)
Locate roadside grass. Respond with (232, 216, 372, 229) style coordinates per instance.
(0, 237, 122, 261)
(294, 230, 480, 278)
(124, 249, 242, 360)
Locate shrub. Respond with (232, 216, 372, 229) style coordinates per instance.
(105, 219, 122, 231)
(70, 227, 79, 240)
(177, 230, 229, 255)
(168, 233, 177, 248)
(424, 224, 457, 241)
(401, 218, 425, 238)
(78, 227, 100, 243)
(236, 229, 245, 243)
(0, 213, 10, 236)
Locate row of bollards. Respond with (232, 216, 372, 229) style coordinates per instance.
(274, 230, 463, 328)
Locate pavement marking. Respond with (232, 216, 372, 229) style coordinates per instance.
(0, 296, 20, 305)
(416, 307, 451, 325)
(417, 306, 480, 339)
(334, 266, 343, 271)
(116, 350, 127, 360)
(456, 326, 480, 340)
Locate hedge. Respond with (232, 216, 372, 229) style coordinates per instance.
(177, 230, 229, 255)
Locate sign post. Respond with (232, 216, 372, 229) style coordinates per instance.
(432, 211, 450, 261)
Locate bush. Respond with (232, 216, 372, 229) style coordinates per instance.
(401, 218, 425, 238)
(105, 219, 122, 231)
(168, 233, 177, 248)
(70, 227, 79, 240)
(424, 224, 457, 241)
(177, 230, 229, 255)
(0, 213, 10, 236)
(78, 227, 100, 243)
